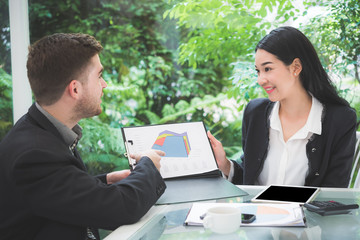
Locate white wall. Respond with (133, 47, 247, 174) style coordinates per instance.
(9, 0, 33, 123)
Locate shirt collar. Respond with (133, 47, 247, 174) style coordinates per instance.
(35, 102, 82, 148)
(269, 101, 281, 131)
(305, 96, 323, 135)
(269, 95, 323, 138)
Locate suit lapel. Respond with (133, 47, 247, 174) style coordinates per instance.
(28, 103, 64, 142)
(73, 148, 87, 171)
(28, 103, 87, 171)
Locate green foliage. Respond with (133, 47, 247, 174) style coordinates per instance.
(162, 0, 303, 156)
(301, 0, 360, 129)
(0, 0, 11, 73)
(228, 61, 267, 111)
(1, 0, 359, 177)
(0, 69, 13, 140)
(26, 0, 235, 172)
(165, 0, 360, 149)
(162, 0, 305, 137)
(301, 0, 360, 84)
(164, 0, 301, 69)
(78, 117, 128, 174)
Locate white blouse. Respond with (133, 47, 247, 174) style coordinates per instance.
(228, 96, 323, 186)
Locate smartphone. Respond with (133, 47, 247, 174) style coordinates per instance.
(241, 213, 256, 223)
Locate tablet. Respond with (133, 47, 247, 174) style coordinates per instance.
(251, 185, 320, 205)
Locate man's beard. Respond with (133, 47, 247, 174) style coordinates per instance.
(73, 95, 102, 120)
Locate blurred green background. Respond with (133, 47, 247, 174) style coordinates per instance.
(0, 0, 359, 176)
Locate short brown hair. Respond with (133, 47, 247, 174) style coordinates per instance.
(27, 33, 103, 105)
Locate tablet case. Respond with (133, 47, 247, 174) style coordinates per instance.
(156, 176, 248, 205)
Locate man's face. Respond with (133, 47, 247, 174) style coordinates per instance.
(75, 54, 107, 118)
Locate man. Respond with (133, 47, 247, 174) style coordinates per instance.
(0, 33, 166, 240)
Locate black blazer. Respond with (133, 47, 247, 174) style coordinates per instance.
(232, 98, 357, 187)
(0, 104, 166, 240)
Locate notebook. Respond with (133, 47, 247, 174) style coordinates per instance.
(185, 202, 306, 227)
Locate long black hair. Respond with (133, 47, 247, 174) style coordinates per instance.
(255, 26, 350, 107)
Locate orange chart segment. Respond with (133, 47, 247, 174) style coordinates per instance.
(152, 130, 191, 157)
(257, 206, 289, 215)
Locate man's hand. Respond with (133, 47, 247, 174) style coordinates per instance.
(207, 130, 231, 176)
(106, 170, 131, 184)
(130, 149, 165, 171)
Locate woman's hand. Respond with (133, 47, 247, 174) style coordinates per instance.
(207, 130, 231, 176)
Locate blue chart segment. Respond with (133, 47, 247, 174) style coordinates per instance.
(152, 130, 191, 157)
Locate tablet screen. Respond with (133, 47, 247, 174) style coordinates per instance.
(252, 185, 319, 204)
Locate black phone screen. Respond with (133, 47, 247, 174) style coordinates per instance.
(241, 213, 256, 223)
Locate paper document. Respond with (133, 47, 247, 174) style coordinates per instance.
(185, 202, 306, 227)
(122, 122, 219, 179)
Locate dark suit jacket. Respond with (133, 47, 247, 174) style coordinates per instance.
(0, 104, 166, 240)
(231, 98, 357, 187)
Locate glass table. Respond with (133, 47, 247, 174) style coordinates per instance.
(104, 186, 360, 240)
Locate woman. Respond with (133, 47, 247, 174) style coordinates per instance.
(208, 26, 357, 187)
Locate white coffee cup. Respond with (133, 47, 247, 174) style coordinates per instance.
(203, 206, 241, 234)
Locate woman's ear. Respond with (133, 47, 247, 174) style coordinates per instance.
(292, 58, 302, 76)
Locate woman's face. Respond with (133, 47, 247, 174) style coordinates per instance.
(255, 49, 298, 102)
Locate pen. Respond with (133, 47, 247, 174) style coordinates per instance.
(200, 213, 206, 220)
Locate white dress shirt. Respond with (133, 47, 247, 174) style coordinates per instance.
(227, 96, 323, 186)
(258, 96, 323, 185)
